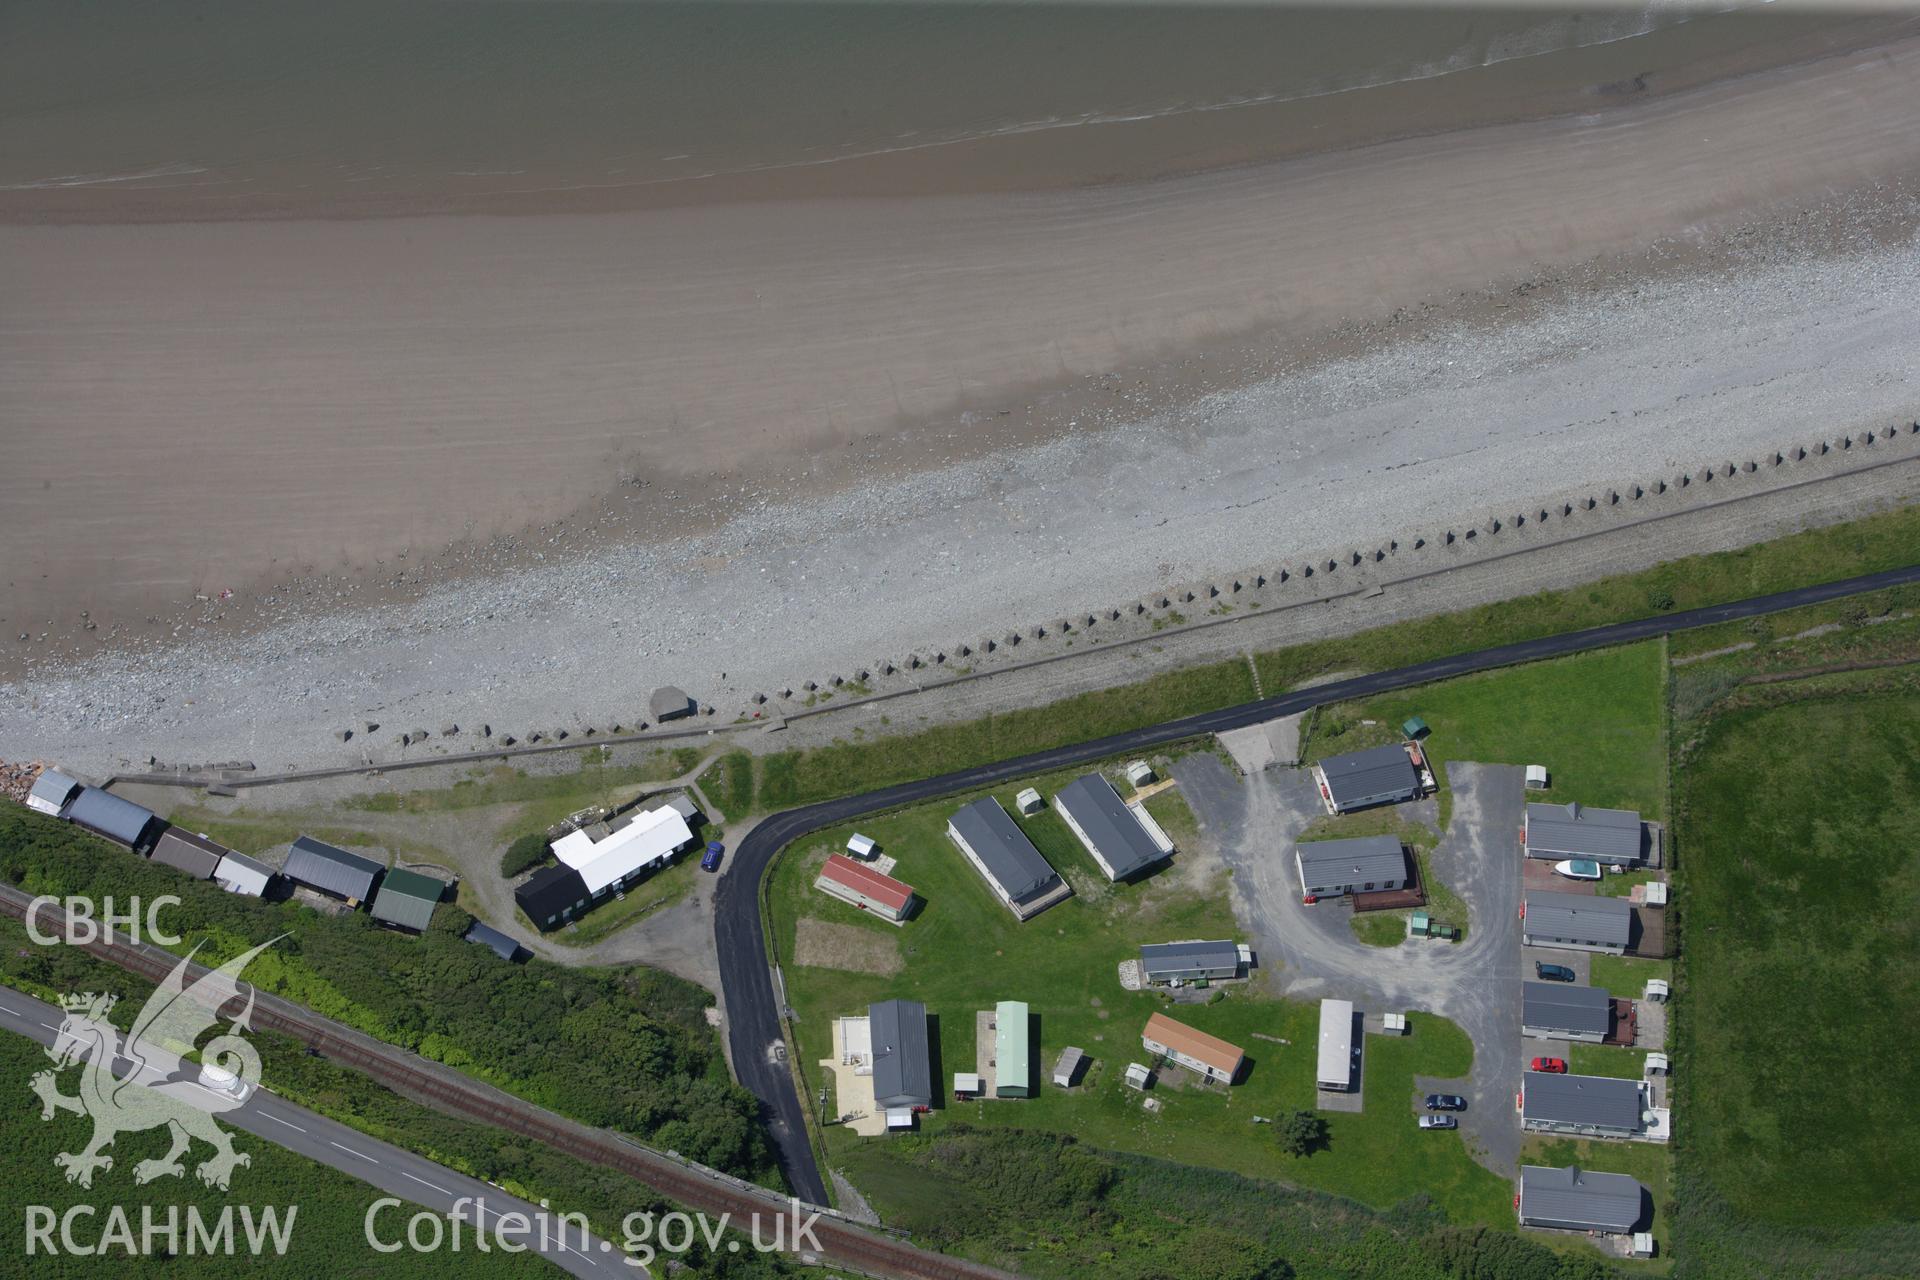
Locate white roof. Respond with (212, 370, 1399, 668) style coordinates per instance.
(1644, 1052, 1669, 1072)
(554, 805, 693, 894)
(1525, 764, 1550, 784)
(848, 834, 876, 854)
(1644, 881, 1670, 905)
(213, 853, 273, 896)
(1317, 998, 1355, 1086)
(885, 1107, 916, 1128)
(953, 1072, 984, 1092)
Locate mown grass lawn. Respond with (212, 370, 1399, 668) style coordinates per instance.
(1588, 953, 1671, 997)
(1310, 640, 1668, 821)
(1567, 1044, 1647, 1080)
(1675, 690, 1920, 1232)
(766, 758, 1511, 1226)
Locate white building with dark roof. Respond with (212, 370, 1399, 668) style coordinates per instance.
(1312, 743, 1424, 814)
(946, 797, 1070, 920)
(1523, 891, 1633, 954)
(1525, 801, 1645, 866)
(1054, 774, 1171, 882)
(1296, 835, 1408, 897)
(1519, 1165, 1646, 1234)
(1139, 940, 1241, 984)
(1523, 981, 1614, 1042)
(1522, 1071, 1647, 1139)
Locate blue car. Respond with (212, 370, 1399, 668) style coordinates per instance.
(700, 841, 725, 872)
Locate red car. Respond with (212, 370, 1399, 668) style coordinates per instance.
(1530, 1057, 1567, 1074)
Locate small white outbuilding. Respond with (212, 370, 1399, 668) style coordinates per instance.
(1015, 787, 1044, 815)
(847, 833, 877, 859)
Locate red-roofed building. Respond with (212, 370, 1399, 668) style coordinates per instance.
(814, 854, 917, 922)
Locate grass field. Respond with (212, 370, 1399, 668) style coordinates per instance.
(1309, 641, 1669, 821)
(765, 759, 1512, 1226)
(0, 1035, 549, 1278)
(1567, 1044, 1648, 1080)
(1673, 689, 1920, 1236)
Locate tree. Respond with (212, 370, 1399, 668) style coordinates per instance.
(1274, 1110, 1328, 1157)
(500, 832, 551, 877)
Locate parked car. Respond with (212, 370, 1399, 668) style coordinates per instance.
(1554, 859, 1603, 880)
(700, 841, 725, 872)
(1535, 962, 1577, 982)
(1419, 1114, 1458, 1130)
(1530, 1057, 1568, 1074)
(1424, 1093, 1467, 1112)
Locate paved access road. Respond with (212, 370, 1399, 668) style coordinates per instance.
(717, 561, 1920, 1204)
(0, 985, 618, 1277)
(1175, 756, 1527, 1173)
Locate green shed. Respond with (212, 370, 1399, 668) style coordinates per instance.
(370, 868, 446, 933)
(1402, 716, 1431, 740)
(1410, 910, 1431, 937)
(994, 1000, 1032, 1097)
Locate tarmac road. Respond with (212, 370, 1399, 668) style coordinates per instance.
(0, 984, 619, 1277)
(715, 560, 1920, 1206)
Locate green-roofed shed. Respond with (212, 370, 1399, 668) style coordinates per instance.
(370, 868, 446, 933)
(1402, 716, 1430, 740)
(994, 1000, 1032, 1097)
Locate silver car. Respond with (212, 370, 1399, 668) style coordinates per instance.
(1419, 1114, 1457, 1130)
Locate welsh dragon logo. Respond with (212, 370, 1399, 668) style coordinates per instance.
(30, 939, 278, 1190)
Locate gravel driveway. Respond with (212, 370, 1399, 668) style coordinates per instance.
(1173, 753, 1526, 1175)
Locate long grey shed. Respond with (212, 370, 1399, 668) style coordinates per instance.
(869, 998, 932, 1110)
(1522, 1071, 1643, 1136)
(1055, 774, 1166, 880)
(64, 787, 161, 852)
(1315, 743, 1420, 812)
(284, 836, 384, 904)
(149, 828, 229, 880)
(1525, 801, 1643, 865)
(947, 797, 1062, 910)
(1523, 891, 1633, 953)
(464, 921, 525, 962)
(1522, 982, 1614, 1041)
(1139, 940, 1240, 984)
(1296, 834, 1408, 896)
(1519, 1165, 1646, 1233)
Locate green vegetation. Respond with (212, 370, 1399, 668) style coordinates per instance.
(1586, 954, 1670, 998)
(849, 1126, 1621, 1280)
(1667, 580, 1920, 660)
(0, 915, 796, 1279)
(1670, 682, 1920, 1273)
(0, 808, 773, 1183)
(1311, 642, 1668, 820)
(342, 747, 701, 823)
(0, 1036, 550, 1277)
(764, 761, 1510, 1225)
(499, 831, 550, 877)
(699, 750, 757, 819)
(748, 660, 1254, 811)
(1274, 1110, 1329, 1157)
(1566, 1045, 1647, 1080)
(1349, 911, 1408, 948)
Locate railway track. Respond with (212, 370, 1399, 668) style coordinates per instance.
(0, 887, 1013, 1280)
